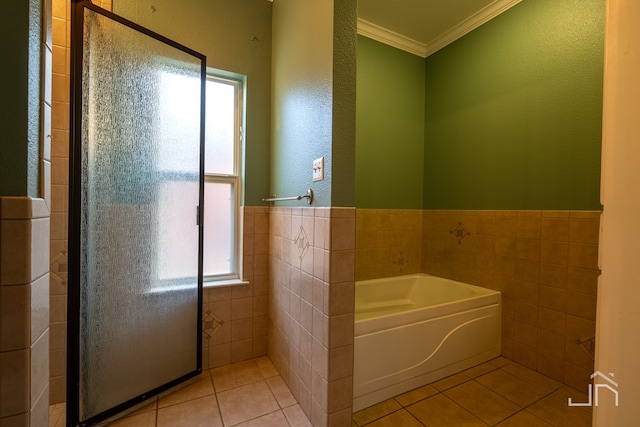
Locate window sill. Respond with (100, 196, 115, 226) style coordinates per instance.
(203, 278, 250, 288)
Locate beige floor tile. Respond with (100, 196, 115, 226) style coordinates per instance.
(501, 363, 563, 393)
(212, 360, 264, 392)
(255, 356, 280, 379)
(108, 411, 157, 427)
(217, 381, 280, 426)
(367, 409, 423, 427)
(234, 410, 290, 426)
(430, 372, 471, 391)
(282, 404, 313, 427)
(158, 373, 214, 408)
(463, 362, 499, 379)
(352, 399, 402, 426)
(527, 395, 592, 427)
(495, 411, 553, 427)
(394, 384, 439, 407)
(407, 394, 488, 427)
(489, 357, 513, 368)
(444, 380, 520, 425)
(156, 394, 222, 427)
(49, 403, 65, 427)
(475, 369, 549, 407)
(267, 376, 297, 408)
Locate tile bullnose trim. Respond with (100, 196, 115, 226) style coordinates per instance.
(0, 197, 50, 219)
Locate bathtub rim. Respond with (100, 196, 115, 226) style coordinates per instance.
(355, 273, 501, 336)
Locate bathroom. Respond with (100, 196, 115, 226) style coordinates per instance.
(1, 0, 639, 426)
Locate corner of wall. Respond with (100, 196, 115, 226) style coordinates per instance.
(0, 196, 50, 426)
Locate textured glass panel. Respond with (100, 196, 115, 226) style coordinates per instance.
(203, 182, 233, 275)
(204, 79, 235, 174)
(79, 9, 202, 421)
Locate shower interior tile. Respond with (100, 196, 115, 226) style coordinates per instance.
(211, 359, 263, 392)
(158, 372, 214, 409)
(217, 381, 279, 426)
(157, 395, 222, 427)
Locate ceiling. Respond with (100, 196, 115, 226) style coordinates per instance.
(357, 0, 523, 57)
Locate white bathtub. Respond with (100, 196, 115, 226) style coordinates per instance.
(353, 273, 501, 412)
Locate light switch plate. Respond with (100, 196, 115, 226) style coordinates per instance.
(313, 157, 324, 182)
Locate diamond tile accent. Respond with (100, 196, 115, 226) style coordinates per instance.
(203, 308, 224, 340)
(50, 250, 67, 286)
(294, 225, 310, 260)
(392, 252, 409, 272)
(450, 222, 471, 244)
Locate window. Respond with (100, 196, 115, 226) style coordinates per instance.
(203, 73, 244, 284)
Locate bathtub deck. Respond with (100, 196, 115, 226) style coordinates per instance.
(352, 357, 592, 427)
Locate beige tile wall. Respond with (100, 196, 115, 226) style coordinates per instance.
(355, 209, 423, 281)
(0, 0, 54, 424)
(49, 0, 70, 405)
(268, 207, 355, 427)
(421, 210, 600, 391)
(355, 209, 600, 391)
(42, 0, 53, 212)
(202, 206, 270, 369)
(0, 197, 51, 427)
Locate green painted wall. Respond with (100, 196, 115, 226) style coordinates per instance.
(271, 0, 333, 207)
(330, 0, 357, 207)
(0, 0, 42, 196)
(114, 0, 272, 206)
(424, 0, 604, 210)
(356, 36, 425, 209)
(270, 0, 356, 207)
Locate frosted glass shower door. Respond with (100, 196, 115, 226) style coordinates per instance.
(68, 2, 205, 426)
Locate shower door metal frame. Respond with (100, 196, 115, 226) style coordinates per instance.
(67, 2, 206, 426)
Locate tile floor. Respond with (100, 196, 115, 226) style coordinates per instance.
(49, 356, 592, 427)
(48, 356, 312, 427)
(351, 357, 592, 427)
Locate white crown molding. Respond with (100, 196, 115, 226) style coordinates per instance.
(357, 18, 428, 57)
(424, 0, 523, 56)
(358, 0, 523, 58)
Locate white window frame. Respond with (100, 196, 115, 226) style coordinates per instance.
(203, 73, 246, 286)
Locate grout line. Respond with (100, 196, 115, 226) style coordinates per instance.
(154, 400, 159, 427)
(358, 407, 406, 426)
(213, 389, 227, 426)
(440, 393, 491, 426)
(404, 408, 426, 427)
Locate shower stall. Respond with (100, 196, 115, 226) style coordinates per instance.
(67, 2, 206, 425)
